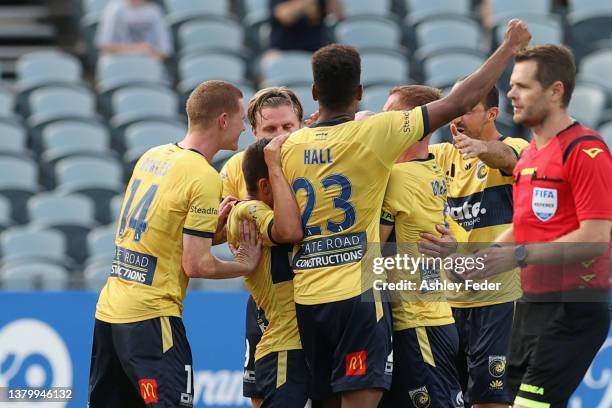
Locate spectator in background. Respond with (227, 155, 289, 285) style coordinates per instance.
(269, 0, 343, 52)
(95, 0, 173, 60)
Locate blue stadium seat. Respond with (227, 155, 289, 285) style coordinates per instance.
(568, 9, 612, 63)
(27, 192, 96, 263)
(16, 51, 83, 91)
(334, 16, 402, 51)
(415, 16, 482, 61)
(361, 85, 392, 112)
(405, 0, 470, 24)
(343, 0, 391, 18)
(96, 54, 167, 99)
(259, 51, 312, 87)
(490, 0, 551, 26)
(290, 85, 318, 119)
(423, 52, 485, 88)
(0, 227, 72, 268)
(568, 0, 611, 14)
(41, 121, 111, 165)
(165, 0, 230, 30)
(178, 52, 247, 96)
(0, 86, 15, 118)
(493, 15, 562, 49)
(124, 121, 186, 166)
(2, 261, 70, 291)
(0, 156, 39, 223)
(110, 194, 124, 223)
(0, 122, 27, 156)
(578, 50, 612, 92)
(361, 50, 410, 87)
(86, 224, 116, 268)
(55, 156, 124, 224)
(0, 196, 12, 231)
(84, 261, 110, 290)
(568, 83, 607, 129)
(110, 86, 181, 133)
(178, 17, 244, 56)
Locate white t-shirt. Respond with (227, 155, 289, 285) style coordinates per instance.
(95, 1, 173, 55)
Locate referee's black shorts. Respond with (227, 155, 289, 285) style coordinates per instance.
(507, 299, 610, 408)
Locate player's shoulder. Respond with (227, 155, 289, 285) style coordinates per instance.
(233, 199, 272, 220)
(556, 123, 608, 161)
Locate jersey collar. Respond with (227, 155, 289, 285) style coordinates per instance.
(309, 116, 353, 128)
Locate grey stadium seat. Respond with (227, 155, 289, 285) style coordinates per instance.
(84, 261, 111, 290)
(599, 122, 612, 148)
(41, 121, 110, 164)
(16, 51, 82, 91)
(343, 0, 391, 18)
(165, 0, 229, 30)
(96, 54, 167, 94)
(2, 262, 70, 291)
(0, 156, 38, 223)
(334, 16, 402, 51)
(0, 122, 27, 155)
(406, 0, 470, 24)
(124, 121, 186, 165)
(259, 51, 312, 87)
(178, 52, 247, 95)
(493, 15, 562, 49)
(178, 17, 244, 55)
(110, 86, 180, 130)
(568, 83, 607, 129)
(0, 227, 72, 268)
(290, 85, 318, 119)
(424, 52, 485, 88)
(86, 224, 117, 267)
(578, 50, 612, 92)
(490, 0, 550, 26)
(415, 16, 482, 60)
(0, 87, 15, 118)
(361, 50, 410, 87)
(361, 86, 392, 112)
(0, 196, 12, 230)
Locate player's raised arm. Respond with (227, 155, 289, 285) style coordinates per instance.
(182, 220, 262, 279)
(426, 19, 531, 133)
(264, 133, 303, 243)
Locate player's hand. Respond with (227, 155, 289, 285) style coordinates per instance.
(503, 19, 531, 54)
(451, 123, 487, 160)
(303, 110, 319, 126)
(464, 245, 518, 280)
(263, 132, 290, 169)
(418, 225, 457, 258)
(445, 254, 469, 283)
(217, 196, 238, 229)
(234, 220, 262, 273)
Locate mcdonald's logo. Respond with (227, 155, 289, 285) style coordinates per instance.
(139, 378, 159, 404)
(345, 351, 367, 376)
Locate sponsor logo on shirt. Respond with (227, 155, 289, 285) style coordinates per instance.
(582, 148, 604, 159)
(490, 379, 504, 390)
(139, 379, 159, 404)
(111, 246, 157, 285)
(447, 185, 513, 231)
(293, 232, 367, 270)
(190, 206, 218, 215)
(345, 351, 367, 376)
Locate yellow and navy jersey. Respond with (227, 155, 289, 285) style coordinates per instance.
(281, 108, 429, 305)
(220, 151, 248, 199)
(227, 200, 302, 361)
(381, 156, 455, 331)
(96, 144, 221, 323)
(428, 136, 528, 306)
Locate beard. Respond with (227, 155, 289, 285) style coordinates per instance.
(513, 103, 549, 128)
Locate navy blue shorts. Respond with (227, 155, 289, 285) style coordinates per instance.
(380, 324, 463, 408)
(453, 302, 514, 406)
(255, 349, 310, 407)
(295, 289, 393, 400)
(88, 317, 194, 407)
(243, 295, 266, 399)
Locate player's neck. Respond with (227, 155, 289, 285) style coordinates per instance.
(397, 142, 429, 163)
(480, 126, 502, 142)
(531, 109, 573, 149)
(178, 131, 220, 163)
(316, 107, 356, 124)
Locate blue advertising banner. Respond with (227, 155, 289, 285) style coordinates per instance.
(0, 292, 609, 407)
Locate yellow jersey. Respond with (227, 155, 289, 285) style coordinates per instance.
(281, 108, 428, 305)
(96, 144, 221, 323)
(381, 156, 455, 331)
(227, 200, 302, 361)
(429, 136, 528, 307)
(220, 151, 248, 199)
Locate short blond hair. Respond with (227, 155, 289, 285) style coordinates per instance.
(186, 80, 243, 129)
(247, 87, 304, 128)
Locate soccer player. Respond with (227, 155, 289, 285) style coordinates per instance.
(219, 86, 304, 408)
(227, 136, 309, 407)
(420, 83, 528, 408)
(278, 20, 531, 407)
(88, 80, 262, 408)
(463, 44, 611, 408)
(378, 85, 463, 408)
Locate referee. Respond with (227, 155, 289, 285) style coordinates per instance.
(463, 44, 611, 408)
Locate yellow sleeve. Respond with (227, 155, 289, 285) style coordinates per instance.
(220, 156, 240, 198)
(428, 142, 452, 169)
(503, 136, 529, 158)
(183, 168, 221, 238)
(381, 168, 412, 225)
(361, 107, 428, 167)
(228, 201, 277, 248)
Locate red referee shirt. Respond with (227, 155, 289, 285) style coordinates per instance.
(512, 122, 612, 294)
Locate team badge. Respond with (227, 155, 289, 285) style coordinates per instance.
(532, 187, 557, 221)
(409, 386, 431, 408)
(476, 161, 488, 180)
(582, 148, 603, 158)
(488, 355, 506, 378)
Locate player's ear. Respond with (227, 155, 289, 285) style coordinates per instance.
(217, 112, 229, 129)
(488, 107, 499, 122)
(258, 178, 271, 195)
(311, 84, 319, 101)
(355, 84, 363, 102)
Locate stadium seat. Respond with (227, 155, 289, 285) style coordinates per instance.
(568, 10, 612, 63)
(41, 121, 111, 166)
(490, 0, 550, 26)
(599, 121, 612, 148)
(177, 17, 244, 56)
(568, 83, 607, 129)
(405, 0, 470, 24)
(423, 52, 485, 88)
(165, 0, 229, 30)
(361, 50, 410, 87)
(343, 0, 391, 18)
(213, 129, 256, 170)
(177, 52, 247, 96)
(258, 51, 312, 87)
(290, 85, 318, 119)
(110, 86, 181, 132)
(96, 54, 167, 98)
(86, 224, 116, 267)
(83, 261, 110, 290)
(493, 15, 562, 49)
(0, 227, 72, 268)
(361, 85, 392, 112)
(0, 196, 13, 231)
(55, 156, 124, 224)
(2, 262, 70, 291)
(334, 16, 402, 51)
(110, 194, 124, 222)
(415, 16, 482, 61)
(0, 87, 15, 118)
(15, 51, 83, 92)
(578, 50, 612, 92)
(0, 156, 39, 223)
(124, 121, 187, 166)
(27, 193, 96, 263)
(568, 0, 611, 14)
(0, 121, 27, 156)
